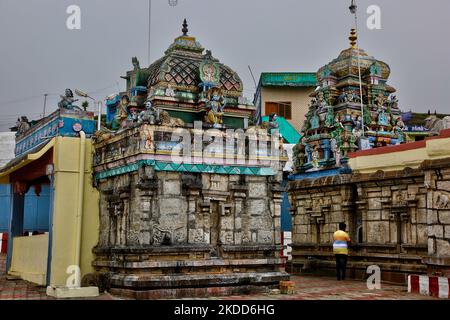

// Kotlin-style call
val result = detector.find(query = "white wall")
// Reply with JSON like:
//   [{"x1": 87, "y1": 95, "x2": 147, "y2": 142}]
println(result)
[{"x1": 0, "y1": 132, "x2": 15, "y2": 168}]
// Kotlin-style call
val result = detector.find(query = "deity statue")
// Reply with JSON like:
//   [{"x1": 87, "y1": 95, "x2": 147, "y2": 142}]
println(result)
[
  {"x1": 268, "y1": 113, "x2": 279, "y2": 131},
  {"x1": 311, "y1": 146, "x2": 320, "y2": 169},
  {"x1": 58, "y1": 89, "x2": 80, "y2": 110},
  {"x1": 15, "y1": 116, "x2": 30, "y2": 135},
  {"x1": 132, "y1": 56, "x2": 140, "y2": 70},
  {"x1": 337, "y1": 92, "x2": 347, "y2": 104},
  {"x1": 352, "y1": 92, "x2": 362, "y2": 103},
  {"x1": 324, "y1": 106, "x2": 335, "y2": 128},
  {"x1": 363, "y1": 105, "x2": 372, "y2": 127},
  {"x1": 387, "y1": 95, "x2": 399, "y2": 109},
  {"x1": 127, "y1": 105, "x2": 140, "y2": 124},
  {"x1": 317, "y1": 91, "x2": 327, "y2": 108},
  {"x1": 309, "y1": 108, "x2": 320, "y2": 130},
  {"x1": 116, "y1": 95, "x2": 131, "y2": 128},
  {"x1": 293, "y1": 141, "x2": 306, "y2": 169},
  {"x1": 138, "y1": 101, "x2": 161, "y2": 125},
  {"x1": 378, "y1": 109, "x2": 389, "y2": 126},
  {"x1": 392, "y1": 117, "x2": 406, "y2": 144},
  {"x1": 305, "y1": 144, "x2": 312, "y2": 163},
  {"x1": 374, "y1": 92, "x2": 386, "y2": 107},
  {"x1": 165, "y1": 85, "x2": 176, "y2": 97},
  {"x1": 330, "y1": 138, "x2": 341, "y2": 167},
  {"x1": 346, "y1": 91, "x2": 354, "y2": 103},
  {"x1": 352, "y1": 116, "x2": 364, "y2": 139},
  {"x1": 204, "y1": 87, "x2": 225, "y2": 127}
]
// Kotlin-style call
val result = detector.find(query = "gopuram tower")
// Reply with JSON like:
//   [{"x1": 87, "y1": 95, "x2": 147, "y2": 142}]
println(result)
[{"x1": 292, "y1": 29, "x2": 406, "y2": 175}]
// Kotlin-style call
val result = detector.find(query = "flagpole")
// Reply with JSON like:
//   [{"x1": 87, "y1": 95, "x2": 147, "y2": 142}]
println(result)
[
  {"x1": 350, "y1": 0, "x2": 365, "y2": 137},
  {"x1": 148, "y1": 0, "x2": 152, "y2": 66}
]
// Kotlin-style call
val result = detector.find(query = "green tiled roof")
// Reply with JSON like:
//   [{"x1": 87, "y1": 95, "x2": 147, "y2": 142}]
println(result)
[{"x1": 260, "y1": 72, "x2": 317, "y2": 87}]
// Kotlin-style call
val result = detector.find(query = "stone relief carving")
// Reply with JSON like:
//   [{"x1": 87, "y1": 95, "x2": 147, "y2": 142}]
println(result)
[
  {"x1": 149, "y1": 222, "x2": 184, "y2": 245},
  {"x1": 435, "y1": 191, "x2": 450, "y2": 209},
  {"x1": 140, "y1": 125, "x2": 155, "y2": 151}
]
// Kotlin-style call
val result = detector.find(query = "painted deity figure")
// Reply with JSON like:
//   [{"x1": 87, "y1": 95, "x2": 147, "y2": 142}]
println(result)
[
  {"x1": 325, "y1": 106, "x2": 335, "y2": 128},
  {"x1": 363, "y1": 105, "x2": 372, "y2": 128},
  {"x1": 352, "y1": 116, "x2": 364, "y2": 139},
  {"x1": 116, "y1": 95, "x2": 131, "y2": 128},
  {"x1": 378, "y1": 109, "x2": 389, "y2": 126},
  {"x1": 309, "y1": 108, "x2": 320, "y2": 130},
  {"x1": 128, "y1": 105, "x2": 140, "y2": 124},
  {"x1": 58, "y1": 89, "x2": 80, "y2": 110},
  {"x1": 317, "y1": 91, "x2": 329, "y2": 113},
  {"x1": 393, "y1": 117, "x2": 406, "y2": 144},
  {"x1": 205, "y1": 87, "x2": 225, "y2": 126},
  {"x1": 374, "y1": 92, "x2": 386, "y2": 107},
  {"x1": 165, "y1": 85, "x2": 176, "y2": 97},
  {"x1": 268, "y1": 113, "x2": 279, "y2": 130},
  {"x1": 293, "y1": 141, "x2": 306, "y2": 169},
  {"x1": 305, "y1": 144, "x2": 312, "y2": 163},
  {"x1": 16, "y1": 116, "x2": 30, "y2": 135},
  {"x1": 346, "y1": 91, "x2": 354, "y2": 103},
  {"x1": 330, "y1": 138, "x2": 341, "y2": 167},
  {"x1": 138, "y1": 101, "x2": 160, "y2": 125},
  {"x1": 311, "y1": 146, "x2": 320, "y2": 169},
  {"x1": 388, "y1": 95, "x2": 399, "y2": 109}
]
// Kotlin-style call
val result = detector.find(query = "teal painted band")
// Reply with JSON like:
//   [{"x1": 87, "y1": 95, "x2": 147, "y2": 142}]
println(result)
[{"x1": 95, "y1": 160, "x2": 276, "y2": 180}]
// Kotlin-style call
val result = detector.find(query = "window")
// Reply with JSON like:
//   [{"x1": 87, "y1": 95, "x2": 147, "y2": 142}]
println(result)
[{"x1": 265, "y1": 102, "x2": 292, "y2": 119}]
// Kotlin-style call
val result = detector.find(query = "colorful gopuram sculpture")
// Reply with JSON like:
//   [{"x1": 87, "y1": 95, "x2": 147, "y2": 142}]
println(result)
[
  {"x1": 288, "y1": 29, "x2": 450, "y2": 283},
  {"x1": 293, "y1": 29, "x2": 406, "y2": 173},
  {"x1": 103, "y1": 19, "x2": 252, "y2": 133},
  {"x1": 89, "y1": 20, "x2": 288, "y2": 298}
]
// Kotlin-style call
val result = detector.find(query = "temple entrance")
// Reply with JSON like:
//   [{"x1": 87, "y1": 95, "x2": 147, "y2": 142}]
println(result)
[{"x1": 209, "y1": 200, "x2": 221, "y2": 257}]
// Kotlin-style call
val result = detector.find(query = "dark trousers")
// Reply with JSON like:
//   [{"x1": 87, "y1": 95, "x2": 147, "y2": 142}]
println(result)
[{"x1": 335, "y1": 254, "x2": 348, "y2": 280}]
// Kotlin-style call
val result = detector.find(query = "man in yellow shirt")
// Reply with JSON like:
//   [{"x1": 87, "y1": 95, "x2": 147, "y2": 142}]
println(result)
[{"x1": 333, "y1": 222, "x2": 351, "y2": 281}]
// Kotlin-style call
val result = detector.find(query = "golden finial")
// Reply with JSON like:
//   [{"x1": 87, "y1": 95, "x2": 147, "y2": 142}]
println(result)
[{"x1": 349, "y1": 28, "x2": 357, "y2": 49}]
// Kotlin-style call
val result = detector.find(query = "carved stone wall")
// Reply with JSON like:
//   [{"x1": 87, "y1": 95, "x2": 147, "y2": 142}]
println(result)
[
  {"x1": 288, "y1": 162, "x2": 450, "y2": 283},
  {"x1": 422, "y1": 158, "x2": 450, "y2": 275},
  {"x1": 92, "y1": 166, "x2": 288, "y2": 297},
  {"x1": 97, "y1": 170, "x2": 280, "y2": 249}
]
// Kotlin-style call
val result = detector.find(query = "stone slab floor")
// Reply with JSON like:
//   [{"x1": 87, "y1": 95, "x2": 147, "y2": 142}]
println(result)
[{"x1": 0, "y1": 255, "x2": 445, "y2": 300}]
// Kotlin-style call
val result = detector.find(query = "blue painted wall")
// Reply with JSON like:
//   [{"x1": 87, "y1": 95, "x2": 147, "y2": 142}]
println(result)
[
  {"x1": 280, "y1": 179, "x2": 292, "y2": 232},
  {"x1": 0, "y1": 185, "x2": 11, "y2": 233},
  {"x1": 0, "y1": 184, "x2": 50, "y2": 233}
]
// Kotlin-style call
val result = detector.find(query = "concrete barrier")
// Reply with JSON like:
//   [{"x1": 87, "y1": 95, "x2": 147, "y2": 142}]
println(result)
[{"x1": 408, "y1": 274, "x2": 450, "y2": 299}]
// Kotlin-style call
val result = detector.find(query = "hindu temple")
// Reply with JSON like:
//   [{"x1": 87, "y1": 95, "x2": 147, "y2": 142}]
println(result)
[
  {"x1": 288, "y1": 29, "x2": 450, "y2": 283},
  {"x1": 89, "y1": 20, "x2": 289, "y2": 298}
]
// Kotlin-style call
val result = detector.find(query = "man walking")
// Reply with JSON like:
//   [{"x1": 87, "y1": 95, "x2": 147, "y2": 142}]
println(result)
[{"x1": 333, "y1": 222, "x2": 351, "y2": 281}]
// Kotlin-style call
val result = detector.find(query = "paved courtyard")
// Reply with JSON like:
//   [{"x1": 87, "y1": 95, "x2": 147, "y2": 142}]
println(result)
[{"x1": 0, "y1": 254, "x2": 444, "y2": 300}]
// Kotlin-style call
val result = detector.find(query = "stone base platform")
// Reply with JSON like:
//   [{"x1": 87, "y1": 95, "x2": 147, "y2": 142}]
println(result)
[
  {"x1": 89, "y1": 244, "x2": 289, "y2": 299},
  {"x1": 109, "y1": 272, "x2": 287, "y2": 299}
]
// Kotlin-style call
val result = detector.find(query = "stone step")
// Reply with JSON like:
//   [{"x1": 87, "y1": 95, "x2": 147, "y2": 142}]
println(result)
[{"x1": 110, "y1": 271, "x2": 290, "y2": 289}]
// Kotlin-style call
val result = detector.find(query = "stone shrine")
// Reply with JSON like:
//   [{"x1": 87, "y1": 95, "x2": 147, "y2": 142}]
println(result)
[{"x1": 87, "y1": 21, "x2": 289, "y2": 298}]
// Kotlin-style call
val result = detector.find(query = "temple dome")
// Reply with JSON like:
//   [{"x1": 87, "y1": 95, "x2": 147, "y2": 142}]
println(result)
[
  {"x1": 144, "y1": 20, "x2": 243, "y2": 97},
  {"x1": 317, "y1": 29, "x2": 391, "y2": 85}
]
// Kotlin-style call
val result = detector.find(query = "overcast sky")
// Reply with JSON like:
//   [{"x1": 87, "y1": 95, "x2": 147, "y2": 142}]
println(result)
[{"x1": 0, "y1": 0, "x2": 449, "y2": 131}]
